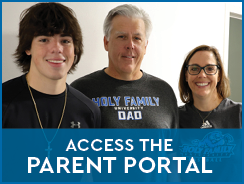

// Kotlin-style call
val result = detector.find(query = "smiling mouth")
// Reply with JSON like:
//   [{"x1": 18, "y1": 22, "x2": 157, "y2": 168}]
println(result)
[
  {"x1": 47, "y1": 60, "x2": 65, "y2": 63},
  {"x1": 196, "y1": 82, "x2": 209, "y2": 86},
  {"x1": 123, "y1": 56, "x2": 135, "y2": 59}
]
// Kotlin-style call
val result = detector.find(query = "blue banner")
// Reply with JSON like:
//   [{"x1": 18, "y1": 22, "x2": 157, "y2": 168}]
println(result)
[{"x1": 2, "y1": 129, "x2": 242, "y2": 182}]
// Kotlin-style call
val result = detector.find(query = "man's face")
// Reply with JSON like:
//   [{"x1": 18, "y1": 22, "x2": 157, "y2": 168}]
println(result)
[
  {"x1": 26, "y1": 34, "x2": 75, "y2": 82},
  {"x1": 104, "y1": 15, "x2": 148, "y2": 79}
]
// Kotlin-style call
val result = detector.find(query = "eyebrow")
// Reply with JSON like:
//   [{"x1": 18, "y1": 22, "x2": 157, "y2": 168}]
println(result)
[
  {"x1": 115, "y1": 31, "x2": 143, "y2": 36},
  {"x1": 60, "y1": 34, "x2": 72, "y2": 37},
  {"x1": 36, "y1": 34, "x2": 72, "y2": 37},
  {"x1": 115, "y1": 31, "x2": 125, "y2": 35},
  {"x1": 189, "y1": 64, "x2": 217, "y2": 67},
  {"x1": 190, "y1": 63, "x2": 217, "y2": 65}
]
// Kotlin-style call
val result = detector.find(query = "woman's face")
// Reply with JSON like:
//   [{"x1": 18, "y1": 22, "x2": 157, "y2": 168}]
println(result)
[{"x1": 186, "y1": 51, "x2": 220, "y2": 100}]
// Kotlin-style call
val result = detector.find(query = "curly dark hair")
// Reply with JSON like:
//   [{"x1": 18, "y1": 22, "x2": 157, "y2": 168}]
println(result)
[
  {"x1": 14, "y1": 2, "x2": 83, "y2": 73},
  {"x1": 179, "y1": 45, "x2": 230, "y2": 104}
]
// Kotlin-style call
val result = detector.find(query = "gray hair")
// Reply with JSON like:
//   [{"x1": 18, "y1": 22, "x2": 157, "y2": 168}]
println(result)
[{"x1": 103, "y1": 4, "x2": 152, "y2": 41}]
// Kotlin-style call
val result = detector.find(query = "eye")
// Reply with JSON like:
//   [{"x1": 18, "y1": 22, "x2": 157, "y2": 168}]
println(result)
[
  {"x1": 206, "y1": 66, "x2": 215, "y2": 72},
  {"x1": 39, "y1": 38, "x2": 48, "y2": 42},
  {"x1": 191, "y1": 66, "x2": 199, "y2": 71},
  {"x1": 118, "y1": 35, "x2": 125, "y2": 39},
  {"x1": 134, "y1": 37, "x2": 141, "y2": 41},
  {"x1": 62, "y1": 40, "x2": 71, "y2": 44}
]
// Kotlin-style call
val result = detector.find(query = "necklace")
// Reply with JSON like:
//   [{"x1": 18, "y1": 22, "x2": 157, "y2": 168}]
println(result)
[
  {"x1": 27, "y1": 80, "x2": 67, "y2": 159},
  {"x1": 194, "y1": 107, "x2": 213, "y2": 129}
]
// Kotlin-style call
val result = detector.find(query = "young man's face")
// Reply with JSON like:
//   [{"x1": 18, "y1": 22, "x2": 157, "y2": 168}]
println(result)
[
  {"x1": 104, "y1": 15, "x2": 148, "y2": 79},
  {"x1": 26, "y1": 34, "x2": 75, "y2": 82}
]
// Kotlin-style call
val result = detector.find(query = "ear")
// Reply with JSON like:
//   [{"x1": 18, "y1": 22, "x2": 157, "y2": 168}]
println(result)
[
  {"x1": 144, "y1": 40, "x2": 148, "y2": 55},
  {"x1": 104, "y1": 36, "x2": 109, "y2": 51},
  {"x1": 25, "y1": 50, "x2": 31, "y2": 55},
  {"x1": 73, "y1": 55, "x2": 77, "y2": 64}
]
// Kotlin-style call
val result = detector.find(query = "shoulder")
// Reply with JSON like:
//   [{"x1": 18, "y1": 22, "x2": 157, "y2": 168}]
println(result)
[
  {"x1": 144, "y1": 72, "x2": 174, "y2": 90},
  {"x1": 225, "y1": 98, "x2": 242, "y2": 106},
  {"x1": 178, "y1": 103, "x2": 194, "y2": 115},
  {"x1": 2, "y1": 75, "x2": 26, "y2": 102},
  {"x1": 178, "y1": 103, "x2": 196, "y2": 128},
  {"x1": 68, "y1": 85, "x2": 100, "y2": 113},
  {"x1": 3, "y1": 75, "x2": 24, "y2": 90},
  {"x1": 220, "y1": 98, "x2": 242, "y2": 110},
  {"x1": 178, "y1": 104, "x2": 187, "y2": 111},
  {"x1": 178, "y1": 103, "x2": 194, "y2": 113},
  {"x1": 145, "y1": 72, "x2": 168, "y2": 83},
  {"x1": 71, "y1": 70, "x2": 104, "y2": 87},
  {"x1": 2, "y1": 75, "x2": 27, "y2": 114}
]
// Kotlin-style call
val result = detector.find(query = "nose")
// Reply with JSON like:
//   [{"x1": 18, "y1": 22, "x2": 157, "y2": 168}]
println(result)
[
  {"x1": 125, "y1": 38, "x2": 134, "y2": 50},
  {"x1": 198, "y1": 68, "x2": 207, "y2": 77},
  {"x1": 51, "y1": 40, "x2": 63, "y2": 53}
]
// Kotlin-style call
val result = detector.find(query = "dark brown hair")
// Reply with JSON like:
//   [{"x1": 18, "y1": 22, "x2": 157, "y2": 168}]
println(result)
[
  {"x1": 179, "y1": 45, "x2": 230, "y2": 103},
  {"x1": 14, "y1": 2, "x2": 83, "y2": 73}
]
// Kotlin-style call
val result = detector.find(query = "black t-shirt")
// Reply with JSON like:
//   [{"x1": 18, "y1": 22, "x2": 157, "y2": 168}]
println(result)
[
  {"x1": 179, "y1": 98, "x2": 242, "y2": 128},
  {"x1": 2, "y1": 74, "x2": 101, "y2": 128}
]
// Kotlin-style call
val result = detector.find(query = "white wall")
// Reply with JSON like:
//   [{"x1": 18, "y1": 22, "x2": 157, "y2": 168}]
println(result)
[{"x1": 2, "y1": 2, "x2": 242, "y2": 106}]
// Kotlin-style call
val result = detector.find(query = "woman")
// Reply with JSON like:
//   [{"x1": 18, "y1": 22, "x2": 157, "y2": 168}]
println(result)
[{"x1": 178, "y1": 45, "x2": 242, "y2": 128}]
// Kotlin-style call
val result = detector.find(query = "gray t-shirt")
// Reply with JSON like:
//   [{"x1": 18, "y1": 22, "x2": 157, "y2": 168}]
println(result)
[
  {"x1": 179, "y1": 98, "x2": 242, "y2": 128},
  {"x1": 71, "y1": 69, "x2": 179, "y2": 128}
]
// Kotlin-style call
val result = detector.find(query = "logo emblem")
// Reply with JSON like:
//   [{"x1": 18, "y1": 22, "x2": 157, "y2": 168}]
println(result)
[
  {"x1": 70, "y1": 121, "x2": 81, "y2": 128},
  {"x1": 180, "y1": 131, "x2": 235, "y2": 162},
  {"x1": 200, "y1": 120, "x2": 212, "y2": 129}
]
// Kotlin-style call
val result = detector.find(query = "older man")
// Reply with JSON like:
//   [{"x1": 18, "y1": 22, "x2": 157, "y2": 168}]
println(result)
[{"x1": 71, "y1": 4, "x2": 178, "y2": 128}]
